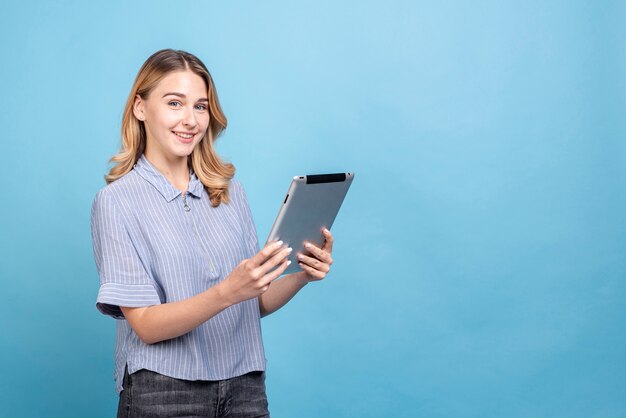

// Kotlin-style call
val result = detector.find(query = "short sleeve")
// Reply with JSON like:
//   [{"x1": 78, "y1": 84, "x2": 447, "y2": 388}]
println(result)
[
  {"x1": 91, "y1": 189, "x2": 162, "y2": 319},
  {"x1": 231, "y1": 181, "x2": 260, "y2": 259}
]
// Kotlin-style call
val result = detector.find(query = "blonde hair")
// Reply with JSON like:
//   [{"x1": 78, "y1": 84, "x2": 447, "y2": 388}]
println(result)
[{"x1": 106, "y1": 49, "x2": 234, "y2": 206}]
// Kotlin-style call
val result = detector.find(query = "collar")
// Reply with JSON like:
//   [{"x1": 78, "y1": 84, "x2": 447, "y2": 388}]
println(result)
[{"x1": 133, "y1": 154, "x2": 204, "y2": 202}]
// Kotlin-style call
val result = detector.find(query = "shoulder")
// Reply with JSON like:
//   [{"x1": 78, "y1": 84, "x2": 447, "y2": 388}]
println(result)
[
  {"x1": 226, "y1": 178, "x2": 255, "y2": 216},
  {"x1": 92, "y1": 171, "x2": 143, "y2": 213},
  {"x1": 228, "y1": 178, "x2": 251, "y2": 204},
  {"x1": 102, "y1": 170, "x2": 145, "y2": 196},
  {"x1": 228, "y1": 178, "x2": 243, "y2": 195}
]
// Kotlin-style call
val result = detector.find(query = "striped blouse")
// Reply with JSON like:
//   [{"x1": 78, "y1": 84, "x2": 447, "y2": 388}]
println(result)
[{"x1": 90, "y1": 154, "x2": 265, "y2": 394}]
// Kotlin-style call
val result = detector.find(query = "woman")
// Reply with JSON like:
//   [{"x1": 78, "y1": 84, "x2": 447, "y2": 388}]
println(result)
[{"x1": 91, "y1": 49, "x2": 334, "y2": 418}]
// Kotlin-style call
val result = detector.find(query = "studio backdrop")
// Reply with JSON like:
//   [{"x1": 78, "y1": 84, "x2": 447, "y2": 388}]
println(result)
[{"x1": 0, "y1": 1, "x2": 624, "y2": 417}]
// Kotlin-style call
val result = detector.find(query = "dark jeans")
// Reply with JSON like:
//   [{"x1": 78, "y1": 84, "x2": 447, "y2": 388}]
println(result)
[{"x1": 117, "y1": 367, "x2": 269, "y2": 418}]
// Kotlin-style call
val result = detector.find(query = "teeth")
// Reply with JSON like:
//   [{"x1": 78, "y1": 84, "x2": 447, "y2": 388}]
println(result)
[{"x1": 174, "y1": 132, "x2": 193, "y2": 139}]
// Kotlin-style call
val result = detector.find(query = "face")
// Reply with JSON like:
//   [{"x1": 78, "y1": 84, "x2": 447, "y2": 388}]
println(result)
[{"x1": 133, "y1": 70, "x2": 210, "y2": 163}]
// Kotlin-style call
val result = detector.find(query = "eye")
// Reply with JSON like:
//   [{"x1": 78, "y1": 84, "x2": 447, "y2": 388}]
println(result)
[
  {"x1": 195, "y1": 103, "x2": 207, "y2": 111},
  {"x1": 168, "y1": 100, "x2": 182, "y2": 108}
]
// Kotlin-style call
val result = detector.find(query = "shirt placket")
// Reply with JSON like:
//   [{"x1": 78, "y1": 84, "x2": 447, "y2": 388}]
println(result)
[{"x1": 181, "y1": 192, "x2": 215, "y2": 275}]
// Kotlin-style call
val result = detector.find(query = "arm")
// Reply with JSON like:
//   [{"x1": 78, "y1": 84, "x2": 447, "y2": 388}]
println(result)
[
  {"x1": 259, "y1": 228, "x2": 335, "y2": 317},
  {"x1": 122, "y1": 241, "x2": 292, "y2": 344},
  {"x1": 258, "y1": 273, "x2": 309, "y2": 317},
  {"x1": 121, "y1": 285, "x2": 229, "y2": 345}
]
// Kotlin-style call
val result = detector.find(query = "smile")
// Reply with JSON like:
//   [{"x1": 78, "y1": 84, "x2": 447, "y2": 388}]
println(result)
[
  {"x1": 173, "y1": 131, "x2": 195, "y2": 139},
  {"x1": 172, "y1": 131, "x2": 197, "y2": 144}
]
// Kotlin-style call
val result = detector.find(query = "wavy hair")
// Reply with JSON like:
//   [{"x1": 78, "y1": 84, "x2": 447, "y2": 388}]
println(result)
[{"x1": 106, "y1": 49, "x2": 234, "y2": 206}]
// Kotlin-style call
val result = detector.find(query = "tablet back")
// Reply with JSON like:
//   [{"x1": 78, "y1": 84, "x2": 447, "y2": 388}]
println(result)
[{"x1": 266, "y1": 173, "x2": 354, "y2": 274}]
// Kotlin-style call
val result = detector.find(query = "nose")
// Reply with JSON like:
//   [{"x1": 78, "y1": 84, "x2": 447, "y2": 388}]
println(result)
[{"x1": 182, "y1": 108, "x2": 197, "y2": 128}]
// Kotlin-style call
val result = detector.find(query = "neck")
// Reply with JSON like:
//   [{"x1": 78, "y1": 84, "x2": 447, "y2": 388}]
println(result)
[{"x1": 144, "y1": 150, "x2": 190, "y2": 193}]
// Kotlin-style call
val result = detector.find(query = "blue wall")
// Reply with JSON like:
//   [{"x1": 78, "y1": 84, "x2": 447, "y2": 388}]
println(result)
[{"x1": 1, "y1": 1, "x2": 625, "y2": 417}]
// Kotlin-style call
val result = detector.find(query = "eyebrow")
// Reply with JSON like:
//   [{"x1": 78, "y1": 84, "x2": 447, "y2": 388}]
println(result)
[{"x1": 162, "y1": 92, "x2": 208, "y2": 102}]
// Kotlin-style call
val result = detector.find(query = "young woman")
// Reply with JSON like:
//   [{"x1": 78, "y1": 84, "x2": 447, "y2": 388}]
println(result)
[{"x1": 91, "y1": 49, "x2": 335, "y2": 418}]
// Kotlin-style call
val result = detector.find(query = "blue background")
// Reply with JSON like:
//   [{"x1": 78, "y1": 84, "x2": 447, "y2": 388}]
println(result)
[{"x1": 1, "y1": 1, "x2": 625, "y2": 417}]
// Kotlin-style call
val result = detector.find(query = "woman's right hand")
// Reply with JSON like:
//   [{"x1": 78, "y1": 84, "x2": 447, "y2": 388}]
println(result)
[{"x1": 218, "y1": 241, "x2": 292, "y2": 305}]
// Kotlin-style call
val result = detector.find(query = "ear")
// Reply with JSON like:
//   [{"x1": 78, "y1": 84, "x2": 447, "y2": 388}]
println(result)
[{"x1": 133, "y1": 95, "x2": 146, "y2": 121}]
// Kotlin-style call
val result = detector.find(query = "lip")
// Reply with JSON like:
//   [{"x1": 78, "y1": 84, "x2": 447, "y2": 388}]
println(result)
[{"x1": 172, "y1": 131, "x2": 196, "y2": 144}]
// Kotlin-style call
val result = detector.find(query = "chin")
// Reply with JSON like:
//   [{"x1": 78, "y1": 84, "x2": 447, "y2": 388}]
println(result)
[
  {"x1": 175, "y1": 149, "x2": 195, "y2": 158},
  {"x1": 179, "y1": 143, "x2": 202, "y2": 157}
]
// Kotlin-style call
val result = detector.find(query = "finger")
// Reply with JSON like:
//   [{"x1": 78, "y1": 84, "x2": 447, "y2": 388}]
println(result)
[
  {"x1": 321, "y1": 227, "x2": 334, "y2": 253},
  {"x1": 250, "y1": 240, "x2": 285, "y2": 267},
  {"x1": 261, "y1": 258, "x2": 292, "y2": 285},
  {"x1": 258, "y1": 246, "x2": 292, "y2": 276},
  {"x1": 303, "y1": 242, "x2": 333, "y2": 265},
  {"x1": 298, "y1": 262, "x2": 327, "y2": 280},
  {"x1": 297, "y1": 253, "x2": 330, "y2": 273}
]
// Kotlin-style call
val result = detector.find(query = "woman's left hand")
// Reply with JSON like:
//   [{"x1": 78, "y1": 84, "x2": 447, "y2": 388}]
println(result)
[{"x1": 294, "y1": 227, "x2": 334, "y2": 282}]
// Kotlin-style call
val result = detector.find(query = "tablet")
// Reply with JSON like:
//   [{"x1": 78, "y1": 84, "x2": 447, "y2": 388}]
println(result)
[{"x1": 266, "y1": 172, "x2": 354, "y2": 274}]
